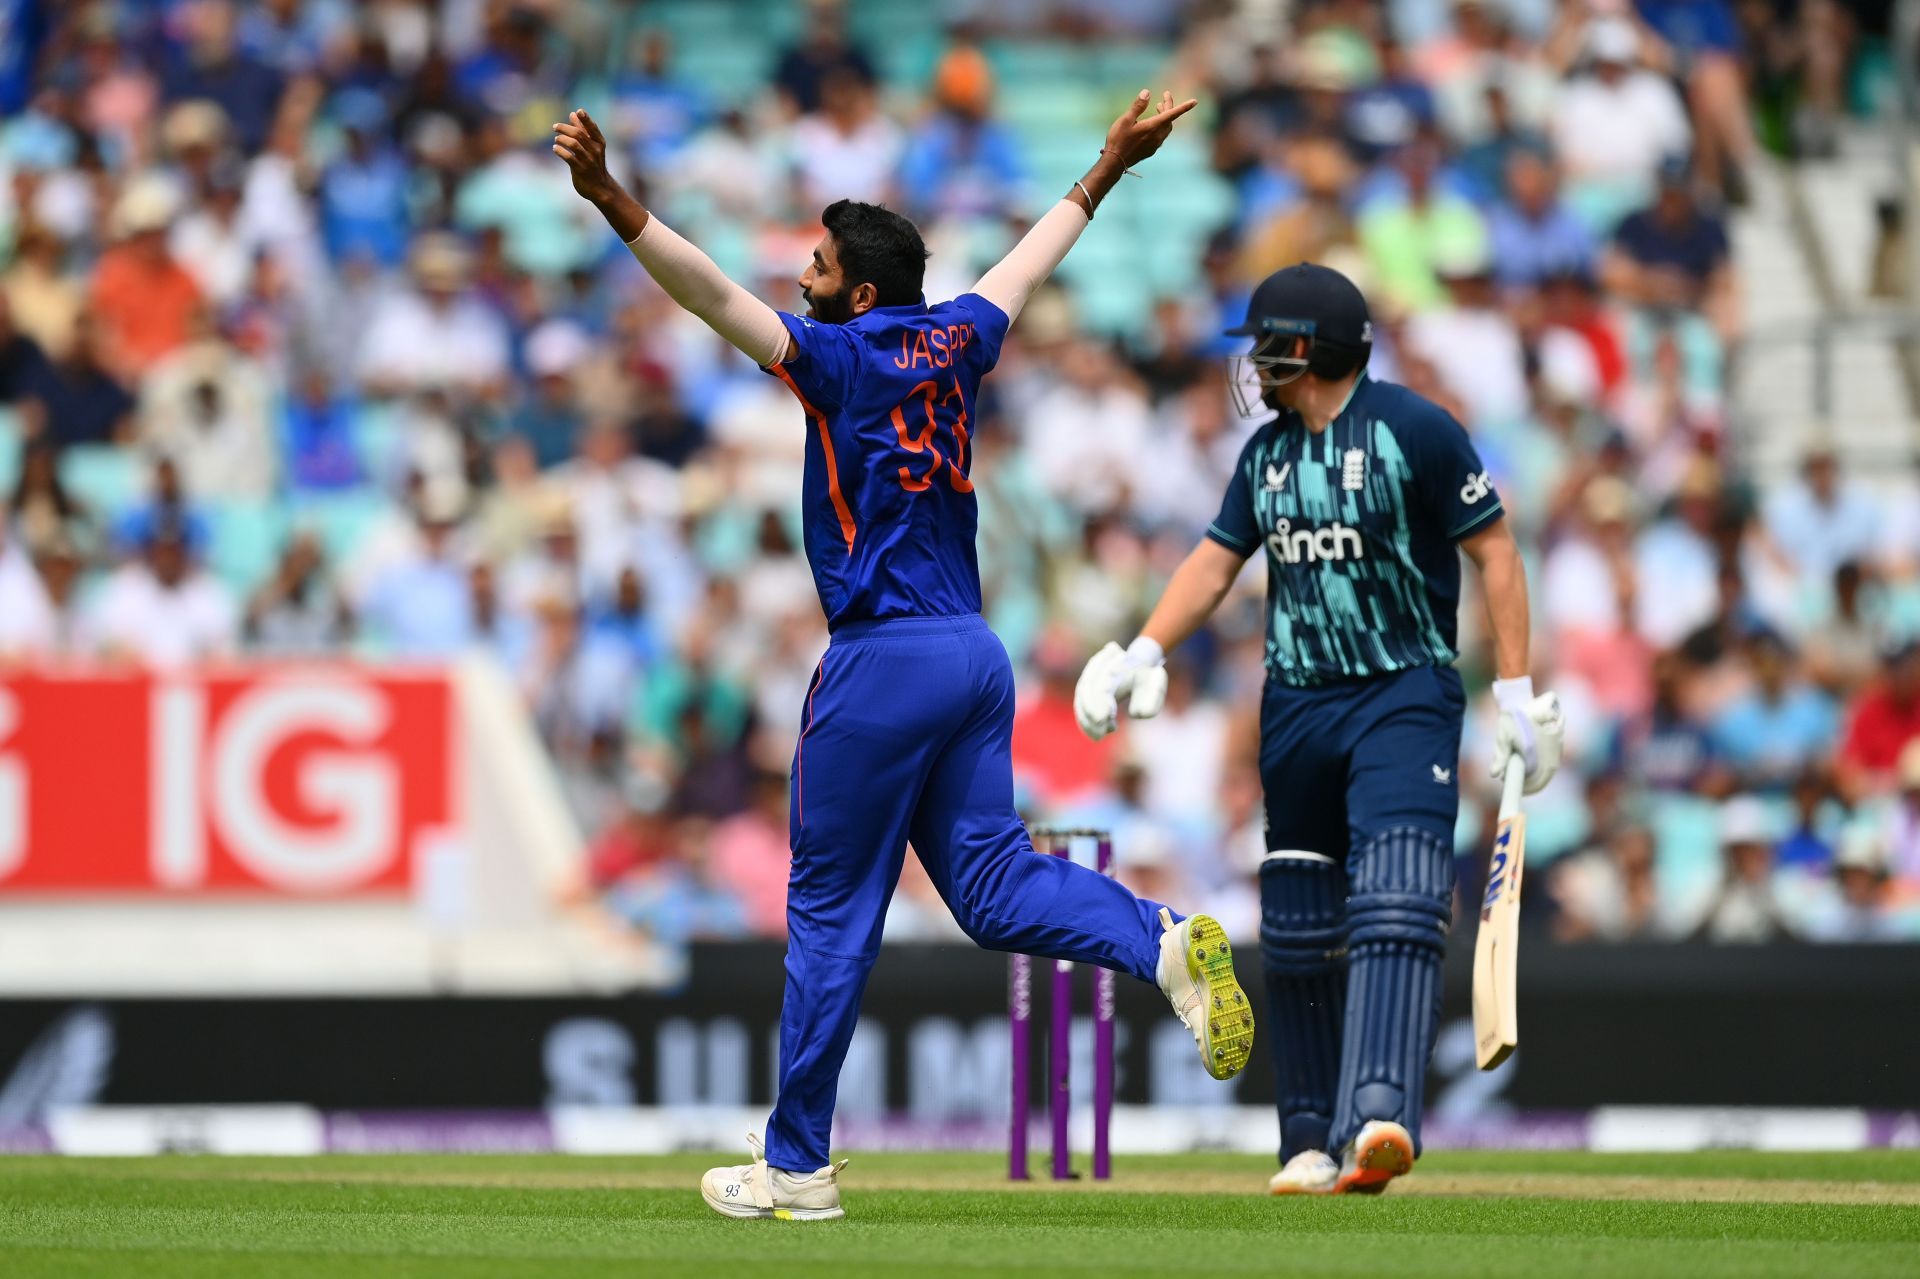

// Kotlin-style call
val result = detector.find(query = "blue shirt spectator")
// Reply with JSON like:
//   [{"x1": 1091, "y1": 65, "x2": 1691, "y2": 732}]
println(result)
[
  {"x1": 1712, "y1": 634, "x2": 1839, "y2": 790},
  {"x1": 1487, "y1": 149, "x2": 1594, "y2": 286},
  {"x1": 320, "y1": 94, "x2": 412, "y2": 268}
]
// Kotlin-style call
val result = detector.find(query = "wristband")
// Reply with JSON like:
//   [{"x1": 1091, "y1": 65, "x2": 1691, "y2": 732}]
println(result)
[
  {"x1": 1125, "y1": 636, "x2": 1165, "y2": 669},
  {"x1": 1492, "y1": 675, "x2": 1534, "y2": 713}
]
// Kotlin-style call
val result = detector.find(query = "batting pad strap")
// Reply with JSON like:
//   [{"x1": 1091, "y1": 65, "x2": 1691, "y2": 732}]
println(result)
[
  {"x1": 1344, "y1": 827, "x2": 1453, "y2": 953},
  {"x1": 1259, "y1": 853, "x2": 1346, "y2": 977}
]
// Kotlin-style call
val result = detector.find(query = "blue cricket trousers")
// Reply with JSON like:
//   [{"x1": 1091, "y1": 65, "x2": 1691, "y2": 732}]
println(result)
[{"x1": 764, "y1": 614, "x2": 1169, "y2": 1172}]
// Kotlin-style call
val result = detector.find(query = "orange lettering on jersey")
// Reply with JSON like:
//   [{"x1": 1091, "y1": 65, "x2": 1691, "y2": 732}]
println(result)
[
  {"x1": 899, "y1": 444, "x2": 944, "y2": 491},
  {"x1": 942, "y1": 378, "x2": 974, "y2": 492},
  {"x1": 893, "y1": 331, "x2": 911, "y2": 368},
  {"x1": 930, "y1": 327, "x2": 950, "y2": 367}
]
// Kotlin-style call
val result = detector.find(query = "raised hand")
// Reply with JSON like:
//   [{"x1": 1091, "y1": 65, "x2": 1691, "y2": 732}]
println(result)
[
  {"x1": 1102, "y1": 89, "x2": 1199, "y2": 170},
  {"x1": 552, "y1": 109, "x2": 619, "y2": 206}
]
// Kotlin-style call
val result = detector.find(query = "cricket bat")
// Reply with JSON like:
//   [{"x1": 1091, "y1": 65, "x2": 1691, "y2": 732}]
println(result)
[{"x1": 1472, "y1": 752, "x2": 1528, "y2": 1071}]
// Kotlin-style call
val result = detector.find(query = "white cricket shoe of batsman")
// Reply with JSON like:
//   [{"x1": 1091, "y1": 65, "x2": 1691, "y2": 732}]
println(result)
[
  {"x1": 700, "y1": 1132, "x2": 848, "y2": 1221},
  {"x1": 1155, "y1": 908, "x2": 1254, "y2": 1080},
  {"x1": 1075, "y1": 637, "x2": 1168, "y2": 739},
  {"x1": 1268, "y1": 1149, "x2": 1339, "y2": 1195}
]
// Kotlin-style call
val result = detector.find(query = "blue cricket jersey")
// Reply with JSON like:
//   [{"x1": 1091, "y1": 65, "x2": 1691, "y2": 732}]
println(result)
[
  {"x1": 765, "y1": 294, "x2": 1010, "y2": 629},
  {"x1": 1206, "y1": 374, "x2": 1504, "y2": 687}
]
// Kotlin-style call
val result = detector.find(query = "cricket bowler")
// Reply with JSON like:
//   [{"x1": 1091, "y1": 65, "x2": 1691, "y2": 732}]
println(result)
[
  {"x1": 1075, "y1": 263, "x2": 1564, "y2": 1194},
  {"x1": 554, "y1": 92, "x2": 1255, "y2": 1221}
]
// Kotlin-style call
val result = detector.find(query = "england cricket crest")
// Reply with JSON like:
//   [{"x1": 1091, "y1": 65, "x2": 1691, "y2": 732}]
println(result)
[{"x1": 1341, "y1": 447, "x2": 1366, "y2": 491}]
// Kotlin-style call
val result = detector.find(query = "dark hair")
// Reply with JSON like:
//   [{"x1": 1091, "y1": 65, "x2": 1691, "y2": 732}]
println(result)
[{"x1": 821, "y1": 199, "x2": 928, "y2": 307}]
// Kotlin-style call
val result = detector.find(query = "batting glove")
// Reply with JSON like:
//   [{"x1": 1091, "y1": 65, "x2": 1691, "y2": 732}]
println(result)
[
  {"x1": 1491, "y1": 676, "x2": 1564, "y2": 795},
  {"x1": 1073, "y1": 637, "x2": 1168, "y2": 740}
]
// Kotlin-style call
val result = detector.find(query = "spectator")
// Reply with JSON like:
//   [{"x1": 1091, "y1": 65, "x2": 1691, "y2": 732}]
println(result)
[
  {"x1": 1487, "y1": 147, "x2": 1594, "y2": 288},
  {"x1": 90, "y1": 178, "x2": 205, "y2": 379},
  {"x1": 359, "y1": 480, "x2": 475, "y2": 657},
  {"x1": 1552, "y1": 817, "x2": 1669, "y2": 941},
  {"x1": 1885, "y1": 740, "x2": 1920, "y2": 884},
  {"x1": 1549, "y1": 17, "x2": 1690, "y2": 230},
  {"x1": 281, "y1": 368, "x2": 363, "y2": 492},
  {"x1": 898, "y1": 43, "x2": 1026, "y2": 223},
  {"x1": 610, "y1": 31, "x2": 706, "y2": 172},
  {"x1": 1837, "y1": 637, "x2": 1920, "y2": 797},
  {"x1": 788, "y1": 67, "x2": 902, "y2": 209},
  {"x1": 82, "y1": 525, "x2": 238, "y2": 667},
  {"x1": 1685, "y1": 794, "x2": 1798, "y2": 942},
  {"x1": 0, "y1": 294, "x2": 54, "y2": 408},
  {"x1": 1604, "y1": 161, "x2": 1738, "y2": 380},
  {"x1": 3, "y1": 223, "x2": 84, "y2": 360},
  {"x1": 1803, "y1": 826, "x2": 1911, "y2": 941},
  {"x1": 0, "y1": 514, "x2": 56, "y2": 662},
  {"x1": 1776, "y1": 766, "x2": 1841, "y2": 873},
  {"x1": 1358, "y1": 136, "x2": 1489, "y2": 315},
  {"x1": 1711, "y1": 631, "x2": 1838, "y2": 792},
  {"x1": 1616, "y1": 650, "x2": 1727, "y2": 794},
  {"x1": 356, "y1": 233, "x2": 510, "y2": 399},
  {"x1": 318, "y1": 89, "x2": 413, "y2": 270},
  {"x1": 244, "y1": 532, "x2": 352, "y2": 655},
  {"x1": 706, "y1": 769, "x2": 793, "y2": 936},
  {"x1": 16, "y1": 313, "x2": 135, "y2": 449},
  {"x1": 160, "y1": 0, "x2": 285, "y2": 153},
  {"x1": 114, "y1": 455, "x2": 210, "y2": 560},
  {"x1": 1763, "y1": 445, "x2": 1880, "y2": 594},
  {"x1": 773, "y1": 0, "x2": 875, "y2": 116},
  {"x1": 7, "y1": 440, "x2": 93, "y2": 561}
]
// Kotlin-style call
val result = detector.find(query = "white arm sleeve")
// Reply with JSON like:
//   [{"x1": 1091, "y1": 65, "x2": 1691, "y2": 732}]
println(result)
[
  {"x1": 970, "y1": 199, "x2": 1091, "y2": 322},
  {"x1": 626, "y1": 217, "x2": 792, "y2": 368}
]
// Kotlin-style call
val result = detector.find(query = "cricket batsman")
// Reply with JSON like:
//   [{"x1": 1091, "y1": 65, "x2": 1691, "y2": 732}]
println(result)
[
  {"x1": 554, "y1": 92, "x2": 1256, "y2": 1222},
  {"x1": 1074, "y1": 264, "x2": 1564, "y2": 1194}
]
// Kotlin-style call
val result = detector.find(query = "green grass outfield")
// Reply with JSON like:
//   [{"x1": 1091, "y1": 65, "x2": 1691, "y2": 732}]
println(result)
[{"x1": 4, "y1": 1150, "x2": 1919, "y2": 1278}]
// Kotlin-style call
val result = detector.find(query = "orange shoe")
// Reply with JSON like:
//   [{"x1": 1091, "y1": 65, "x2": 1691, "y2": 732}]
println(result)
[{"x1": 1332, "y1": 1120, "x2": 1414, "y2": 1195}]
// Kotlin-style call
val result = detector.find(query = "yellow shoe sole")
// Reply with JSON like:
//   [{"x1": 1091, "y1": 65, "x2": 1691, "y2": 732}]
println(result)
[{"x1": 1184, "y1": 914, "x2": 1254, "y2": 1080}]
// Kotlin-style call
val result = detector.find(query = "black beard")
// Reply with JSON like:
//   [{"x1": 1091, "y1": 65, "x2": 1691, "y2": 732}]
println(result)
[{"x1": 805, "y1": 285, "x2": 854, "y2": 325}]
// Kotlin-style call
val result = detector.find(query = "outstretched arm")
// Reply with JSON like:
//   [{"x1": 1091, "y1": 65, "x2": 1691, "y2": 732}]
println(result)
[
  {"x1": 972, "y1": 89, "x2": 1197, "y2": 321},
  {"x1": 553, "y1": 109, "x2": 796, "y2": 367}
]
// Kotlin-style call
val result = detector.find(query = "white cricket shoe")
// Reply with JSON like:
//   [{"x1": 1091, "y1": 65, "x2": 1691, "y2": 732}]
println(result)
[
  {"x1": 1268, "y1": 1149, "x2": 1339, "y2": 1196},
  {"x1": 699, "y1": 1133, "x2": 848, "y2": 1221},
  {"x1": 1333, "y1": 1119, "x2": 1414, "y2": 1195},
  {"x1": 1155, "y1": 909, "x2": 1254, "y2": 1080}
]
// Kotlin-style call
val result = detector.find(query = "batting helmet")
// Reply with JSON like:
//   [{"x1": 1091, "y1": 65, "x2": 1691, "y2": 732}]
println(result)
[{"x1": 1225, "y1": 263, "x2": 1372, "y2": 415}]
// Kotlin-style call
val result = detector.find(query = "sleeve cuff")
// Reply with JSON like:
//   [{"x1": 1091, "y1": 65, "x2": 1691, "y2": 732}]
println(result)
[
  {"x1": 1449, "y1": 501, "x2": 1505, "y2": 540},
  {"x1": 1206, "y1": 523, "x2": 1253, "y2": 553}
]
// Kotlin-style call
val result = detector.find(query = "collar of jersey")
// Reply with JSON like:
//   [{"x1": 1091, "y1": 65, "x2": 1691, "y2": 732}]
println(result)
[
  {"x1": 860, "y1": 297, "x2": 931, "y2": 319},
  {"x1": 1277, "y1": 371, "x2": 1369, "y2": 433}
]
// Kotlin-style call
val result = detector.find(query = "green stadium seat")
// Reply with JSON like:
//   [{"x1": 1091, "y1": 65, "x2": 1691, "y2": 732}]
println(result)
[
  {"x1": 0, "y1": 411, "x2": 20, "y2": 497},
  {"x1": 60, "y1": 445, "x2": 145, "y2": 520},
  {"x1": 293, "y1": 489, "x2": 398, "y2": 565},
  {"x1": 206, "y1": 500, "x2": 291, "y2": 595}
]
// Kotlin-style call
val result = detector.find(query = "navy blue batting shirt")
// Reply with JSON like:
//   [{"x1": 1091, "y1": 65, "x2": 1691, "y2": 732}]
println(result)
[{"x1": 1207, "y1": 374, "x2": 1504, "y2": 687}]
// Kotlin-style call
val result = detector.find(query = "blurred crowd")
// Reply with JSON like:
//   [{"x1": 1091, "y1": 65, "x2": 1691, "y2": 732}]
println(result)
[{"x1": 0, "y1": 0, "x2": 1915, "y2": 944}]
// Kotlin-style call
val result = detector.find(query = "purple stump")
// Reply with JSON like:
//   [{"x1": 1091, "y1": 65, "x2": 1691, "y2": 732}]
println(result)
[
  {"x1": 1009, "y1": 950, "x2": 1031, "y2": 1180},
  {"x1": 1048, "y1": 836, "x2": 1073, "y2": 1180},
  {"x1": 1093, "y1": 835, "x2": 1115, "y2": 1180}
]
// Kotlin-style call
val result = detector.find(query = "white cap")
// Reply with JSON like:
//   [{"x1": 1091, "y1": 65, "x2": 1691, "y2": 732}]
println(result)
[
  {"x1": 1585, "y1": 18, "x2": 1638, "y2": 65},
  {"x1": 112, "y1": 175, "x2": 179, "y2": 237},
  {"x1": 1834, "y1": 824, "x2": 1887, "y2": 874},
  {"x1": 525, "y1": 320, "x2": 592, "y2": 379},
  {"x1": 1719, "y1": 795, "x2": 1774, "y2": 847}
]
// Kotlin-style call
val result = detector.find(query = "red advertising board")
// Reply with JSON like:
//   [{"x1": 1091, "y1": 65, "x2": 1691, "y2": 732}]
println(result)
[{"x1": 0, "y1": 667, "x2": 453, "y2": 894}]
